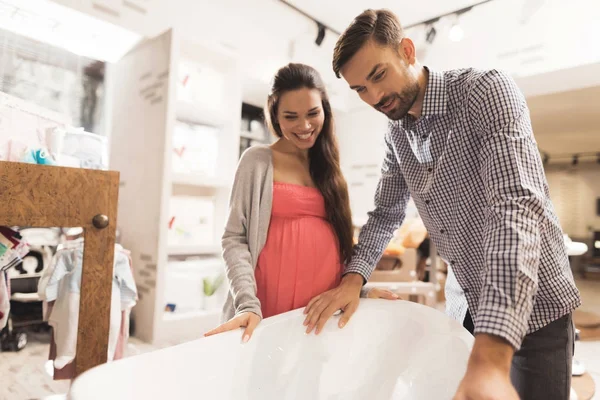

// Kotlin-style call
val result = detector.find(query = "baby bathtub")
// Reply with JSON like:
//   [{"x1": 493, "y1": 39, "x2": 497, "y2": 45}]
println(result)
[{"x1": 68, "y1": 300, "x2": 474, "y2": 400}]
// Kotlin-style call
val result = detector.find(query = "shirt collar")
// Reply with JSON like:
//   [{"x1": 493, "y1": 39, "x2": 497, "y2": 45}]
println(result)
[{"x1": 420, "y1": 66, "x2": 448, "y2": 117}]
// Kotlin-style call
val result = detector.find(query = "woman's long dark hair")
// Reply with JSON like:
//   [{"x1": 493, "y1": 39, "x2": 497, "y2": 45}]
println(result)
[{"x1": 264, "y1": 63, "x2": 354, "y2": 265}]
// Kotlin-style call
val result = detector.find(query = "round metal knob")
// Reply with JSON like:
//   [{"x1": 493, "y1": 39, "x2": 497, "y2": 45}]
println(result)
[{"x1": 92, "y1": 214, "x2": 109, "y2": 229}]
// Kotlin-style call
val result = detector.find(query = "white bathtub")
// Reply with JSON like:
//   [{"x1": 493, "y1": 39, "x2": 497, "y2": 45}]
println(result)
[{"x1": 68, "y1": 300, "x2": 474, "y2": 400}]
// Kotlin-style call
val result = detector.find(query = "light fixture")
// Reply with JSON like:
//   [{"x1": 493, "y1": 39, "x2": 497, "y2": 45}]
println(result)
[
  {"x1": 315, "y1": 22, "x2": 325, "y2": 46},
  {"x1": 595, "y1": 240, "x2": 600, "y2": 250},
  {"x1": 0, "y1": 0, "x2": 141, "y2": 62},
  {"x1": 425, "y1": 25, "x2": 437, "y2": 44},
  {"x1": 449, "y1": 22, "x2": 464, "y2": 42}
]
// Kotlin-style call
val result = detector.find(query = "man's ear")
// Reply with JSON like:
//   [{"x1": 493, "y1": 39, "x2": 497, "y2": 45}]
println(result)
[{"x1": 399, "y1": 38, "x2": 417, "y2": 65}]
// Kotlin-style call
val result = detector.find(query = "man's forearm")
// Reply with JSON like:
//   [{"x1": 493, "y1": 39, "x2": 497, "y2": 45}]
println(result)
[{"x1": 470, "y1": 333, "x2": 515, "y2": 374}]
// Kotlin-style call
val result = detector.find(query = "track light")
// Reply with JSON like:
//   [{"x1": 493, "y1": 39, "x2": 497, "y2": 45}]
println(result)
[
  {"x1": 449, "y1": 23, "x2": 464, "y2": 42},
  {"x1": 425, "y1": 25, "x2": 437, "y2": 44},
  {"x1": 315, "y1": 22, "x2": 325, "y2": 46}
]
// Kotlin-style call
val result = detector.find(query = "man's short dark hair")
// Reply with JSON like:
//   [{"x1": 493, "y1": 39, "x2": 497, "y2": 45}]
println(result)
[{"x1": 332, "y1": 9, "x2": 404, "y2": 78}]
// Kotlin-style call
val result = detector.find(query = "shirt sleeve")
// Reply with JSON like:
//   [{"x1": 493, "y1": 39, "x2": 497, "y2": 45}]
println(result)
[
  {"x1": 345, "y1": 122, "x2": 411, "y2": 283},
  {"x1": 472, "y1": 70, "x2": 546, "y2": 350}
]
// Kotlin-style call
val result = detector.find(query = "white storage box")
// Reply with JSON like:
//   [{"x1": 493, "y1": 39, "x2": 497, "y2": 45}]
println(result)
[
  {"x1": 167, "y1": 196, "x2": 215, "y2": 247},
  {"x1": 177, "y1": 60, "x2": 225, "y2": 112},
  {"x1": 171, "y1": 121, "x2": 219, "y2": 178}
]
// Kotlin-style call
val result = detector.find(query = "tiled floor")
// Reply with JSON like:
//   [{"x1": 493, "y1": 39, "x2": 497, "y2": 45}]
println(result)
[
  {"x1": 0, "y1": 331, "x2": 158, "y2": 400},
  {"x1": 1, "y1": 278, "x2": 599, "y2": 400}
]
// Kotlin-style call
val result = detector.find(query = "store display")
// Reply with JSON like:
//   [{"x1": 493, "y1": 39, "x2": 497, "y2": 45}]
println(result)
[
  {"x1": 164, "y1": 258, "x2": 225, "y2": 314},
  {"x1": 52, "y1": 127, "x2": 109, "y2": 170},
  {"x1": 171, "y1": 121, "x2": 219, "y2": 178},
  {"x1": 177, "y1": 60, "x2": 225, "y2": 112},
  {"x1": 167, "y1": 196, "x2": 215, "y2": 248}
]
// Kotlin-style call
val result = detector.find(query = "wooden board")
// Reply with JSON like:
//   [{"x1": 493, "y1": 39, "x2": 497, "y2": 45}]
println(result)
[{"x1": 0, "y1": 161, "x2": 119, "y2": 376}]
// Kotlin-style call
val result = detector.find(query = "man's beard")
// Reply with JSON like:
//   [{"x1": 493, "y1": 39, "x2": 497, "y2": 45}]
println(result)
[{"x1": 375, "y1": 81, "x2": 420, "y2": 121}]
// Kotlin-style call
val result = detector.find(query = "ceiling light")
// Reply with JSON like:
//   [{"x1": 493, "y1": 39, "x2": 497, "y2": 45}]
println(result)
[
  {"x1": 315, "y1": 22, "x2": 325, "y2": 46},
  {"x1": 449, "y1": 23, "x2": 464, "y2": 42},
  {"x1": 426, "y1": 25, "x2": 437, "y2": 44},
  {"x1": 0, "y1": 0, "x2": 141, "y2": 62}
]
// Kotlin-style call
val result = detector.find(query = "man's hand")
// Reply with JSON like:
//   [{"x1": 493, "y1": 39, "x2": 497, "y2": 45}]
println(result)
[
  {"x1": 453, "y1": 334, "x2": 519, "y2": 400},
  {"x1": 303, "y1": 273, "x2": 364, "y2": 334},
  {"x1": 366, "y1": 287, "x2": 401, "y2": 300}
]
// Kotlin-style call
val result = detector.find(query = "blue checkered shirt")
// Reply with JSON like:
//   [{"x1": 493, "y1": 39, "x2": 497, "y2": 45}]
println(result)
[{"x1": 347, "y1": 67, "x2": 581, "y2": 349}]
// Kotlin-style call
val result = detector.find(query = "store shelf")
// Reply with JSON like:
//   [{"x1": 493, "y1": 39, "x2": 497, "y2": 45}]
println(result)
[
  {"x1": 167, "y1": 245, "x2": 221, "y2": 256},
  {"x1": 158, "y1": 308, "x2": 222, "y2": 343},
  {"x1": 163, "y1": 309, "x2": 220, "y2": 321},
  {"x1": 176, "y1": 101, "x2": 226, "y2": 127},
  {"x1": 172, "y1": 173, "x2": 230, "y2": 189}
]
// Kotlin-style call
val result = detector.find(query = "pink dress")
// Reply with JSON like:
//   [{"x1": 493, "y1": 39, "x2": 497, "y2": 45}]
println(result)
[{"x1": 255, "y1": 182, "x2": 342, "y2": 318}]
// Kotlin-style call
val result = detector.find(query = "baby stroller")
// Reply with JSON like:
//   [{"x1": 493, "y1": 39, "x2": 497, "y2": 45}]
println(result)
[{"x1": 0, "y1": 227, "x2": 61, "y2": 352}]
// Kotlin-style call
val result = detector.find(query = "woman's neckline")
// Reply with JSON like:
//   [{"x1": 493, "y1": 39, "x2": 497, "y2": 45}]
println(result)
[{"x1": 273, "y1": 181, "x2": 319, "y2": 190}]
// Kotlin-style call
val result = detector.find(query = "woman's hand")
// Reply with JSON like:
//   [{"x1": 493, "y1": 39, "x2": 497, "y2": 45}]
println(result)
[
  {"x1": 366, "y1": 287, "x2": 401, "y2": 300},
  {"x1": 204, "y1": 312, "x2": 261, "y2": 343}
]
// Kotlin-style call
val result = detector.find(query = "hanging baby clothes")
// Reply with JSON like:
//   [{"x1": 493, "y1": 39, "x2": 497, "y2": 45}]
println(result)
[
  {"x1": 0, "y1": 226, "x2": 29, "y2": 329},
  {"x1": 0, "y1": 271, "x2": 9, "y2": 329},
  {"x1": 38, "y1": 238, "x2": 137, "y2": 380}
]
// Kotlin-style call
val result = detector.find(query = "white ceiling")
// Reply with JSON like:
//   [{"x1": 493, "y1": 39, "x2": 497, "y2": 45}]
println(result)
[
  {"x1": 528, "y1": 86, "x2": 600, "y2": 156},
  {"x1": 46, "y1": 0, "x2": 600, "y2": 117},
  {"x1": 284, "y1": 0, "x2": 485, "y2": 34}
]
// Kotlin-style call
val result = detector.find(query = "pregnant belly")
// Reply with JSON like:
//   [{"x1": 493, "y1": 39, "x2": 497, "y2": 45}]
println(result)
[{"x1": 256, "y1": 217, "x2": 342, "y2": 317}]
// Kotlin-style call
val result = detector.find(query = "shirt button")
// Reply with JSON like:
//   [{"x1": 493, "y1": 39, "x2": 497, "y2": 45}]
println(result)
[
  {"x1": 427, "y1": 167, "x2": 433, "y2": 173},
  {"x1": 440, "y1": 229, "x2": 446, "y2": 234},
  {"x1": 422, "y1": 135, "x2": 427, "y2": 140},
  {"x1": 425, "y1": 200, "x2": 431, "y2": 205},
  {"x1": 451, "y1": 260, "x2": 456, "y2": 266}
]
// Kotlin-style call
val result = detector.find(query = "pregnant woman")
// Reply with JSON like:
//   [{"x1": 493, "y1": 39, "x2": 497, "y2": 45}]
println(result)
[{"x1": 205, "y1": 63, "x2": 397, "y2": 342}]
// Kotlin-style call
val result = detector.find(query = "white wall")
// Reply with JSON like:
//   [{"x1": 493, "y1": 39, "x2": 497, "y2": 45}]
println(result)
[
  {"x1": 545, "y1": 164, "x2": 600, "y2": 238},
  {"x1": 335, "y1": 107, "x2": 388, "y2": 225},
  {"x1": 334, "y1": 104, "x2": 600, "y2": 239}
]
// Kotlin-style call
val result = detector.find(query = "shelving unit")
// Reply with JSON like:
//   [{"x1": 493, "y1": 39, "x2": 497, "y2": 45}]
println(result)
[
  {"x1": 166, "y1": 245, "x2": 221, "y2": 257},
  {"x1": 171, "y1": 173, "x2": 231, "y2": 189},
  {"x1": 239, "y1": 102, "x2": 272, "y2": 157},
  {"x1": 109, "y1": 29, "x2": 241, "y2": 345}
]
